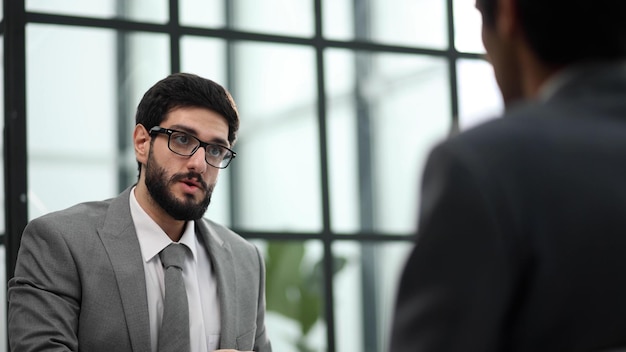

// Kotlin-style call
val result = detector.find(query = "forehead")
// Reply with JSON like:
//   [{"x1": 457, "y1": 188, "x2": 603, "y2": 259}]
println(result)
[{"x1": 162, "y1": 106, "x2": 229, "y2": 143}]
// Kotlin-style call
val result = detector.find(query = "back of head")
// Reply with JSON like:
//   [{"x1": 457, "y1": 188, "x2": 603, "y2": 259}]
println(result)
[
  {"x1": 135, "y1": 73, "x2": 240, "y2": 146},
  {"x1": 477, "y1": 0, "x2": 626, "y2": 66}
]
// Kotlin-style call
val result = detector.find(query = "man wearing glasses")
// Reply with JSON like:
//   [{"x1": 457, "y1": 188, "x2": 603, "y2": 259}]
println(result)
[{"x1": 8, "y1": 73, "x2": 271, "y2": 352}]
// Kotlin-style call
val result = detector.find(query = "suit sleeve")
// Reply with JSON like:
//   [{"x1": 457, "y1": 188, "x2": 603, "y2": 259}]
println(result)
[
  {"x1": 253, "y1": 245, "x2": 273, "y2": 352},
  {"x1": 8, "y1": 218, "x2": 81, "y2": 352},
  {"x1": 389, "y1": 142, "x2": 521, "y2": 352}
]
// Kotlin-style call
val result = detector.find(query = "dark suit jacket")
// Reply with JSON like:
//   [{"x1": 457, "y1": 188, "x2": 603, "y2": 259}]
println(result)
[
  {"x1": 8, "y1": 187, "x2": 272, "y2": 352},
  {"x1": 389, "y1": 62, "x2": 626, "y2": 352}
]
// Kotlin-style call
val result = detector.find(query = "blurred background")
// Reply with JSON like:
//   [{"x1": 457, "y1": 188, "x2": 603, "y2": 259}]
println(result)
[{"x1": 1, "y1": 0, "x2": 502, "y2": 351}]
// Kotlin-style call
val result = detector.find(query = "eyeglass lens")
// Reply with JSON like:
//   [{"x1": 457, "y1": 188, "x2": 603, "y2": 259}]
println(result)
[{"x1": 168, "y1": 131, "x2": 233, "y2": 168}]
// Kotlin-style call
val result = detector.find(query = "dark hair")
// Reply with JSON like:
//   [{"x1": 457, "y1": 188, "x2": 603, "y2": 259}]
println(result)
[
  {"x1": 134, "y1": 73, "x2": 239, "y2": 175},
  {"x1": 476, "y1": 0, "x2": 626, "y2": 65},
  {"x1": 135, "y1": 72, "x2": 239, "y2": 144}
]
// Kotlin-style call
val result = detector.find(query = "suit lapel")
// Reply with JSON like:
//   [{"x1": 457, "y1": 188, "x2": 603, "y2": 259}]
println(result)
[
  {"x1": 98, "y1": 188, "x2": 151, "y2": 352},
  {"x1": 196, "y1": 219, "x2": 239, "y2": 349}
]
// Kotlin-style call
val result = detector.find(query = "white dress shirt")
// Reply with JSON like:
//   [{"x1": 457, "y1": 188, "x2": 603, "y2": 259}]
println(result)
[{"x1": 129, "y1": 187, "x2": 221, "y2": 352}]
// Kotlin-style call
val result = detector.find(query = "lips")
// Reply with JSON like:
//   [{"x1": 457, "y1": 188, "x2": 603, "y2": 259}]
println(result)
[
  {"x1": 171, "y1": 172, "x2": 206, "y2": 193},
  {"x1": 178, "y1": 179, "x2": 205, "y2": 196},
  {"x1": 181, "y1": 178, "x2": 202, "y2": 189}
]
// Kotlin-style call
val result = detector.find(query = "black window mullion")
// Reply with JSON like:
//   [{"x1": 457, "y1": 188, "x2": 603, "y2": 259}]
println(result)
[
  {"x1": 169, "y1": 0, "x2": 180, "y2": 74},
  {"x1": 314, "y1": 1, "x2": 337, "y2": 351},
  {"x1": 4, "y1": 0, "x2": 27, "y2": 284},
  {"x1": 352, "y1": 0, "x2": 380, "y2": 351},
  {"x1": 446, "y1": 0, "x2": 460, "y2": 134},
  {"x1": 4, "y1": 1, "x2": 28, "y2": 350}
]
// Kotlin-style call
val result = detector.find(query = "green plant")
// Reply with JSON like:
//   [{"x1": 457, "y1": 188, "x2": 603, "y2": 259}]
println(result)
[{"x1": 265, "y1": 241, "x2": 346, "y2": 352}]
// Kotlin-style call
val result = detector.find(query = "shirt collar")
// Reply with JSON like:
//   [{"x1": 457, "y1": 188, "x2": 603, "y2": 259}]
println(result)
[
  {"x1": 538, "y1": 66, "x2": 579, "y2": 102},
  {"x1": 538, "y1": 60, "x2": 626, "y2": 102},
  {"x1": 129, "y1": 186, "x2": 198, "y2": 263}
]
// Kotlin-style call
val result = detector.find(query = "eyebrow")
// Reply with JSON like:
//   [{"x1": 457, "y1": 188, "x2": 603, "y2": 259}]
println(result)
[{"x1": 167, "y1": 124, "x2": 230, "y2": 147}]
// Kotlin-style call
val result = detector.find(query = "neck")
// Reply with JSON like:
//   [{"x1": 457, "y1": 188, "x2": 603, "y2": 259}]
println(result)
[{"x1": 519, "y1": 44, "x2": 562, "y2": 99}]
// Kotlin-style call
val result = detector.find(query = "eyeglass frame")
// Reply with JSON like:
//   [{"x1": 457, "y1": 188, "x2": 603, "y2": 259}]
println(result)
[{"x1": 148, "y1": 126, "x2": 237, "y2": 169}]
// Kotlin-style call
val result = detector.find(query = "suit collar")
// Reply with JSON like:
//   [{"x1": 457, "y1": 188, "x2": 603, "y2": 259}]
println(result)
[
  {"x1": 98, "y1": 187, "x2": 152, "y2": 352},
  {"x1": 194, "y1": 218, "x2": 239, "y2": 349},
  {"x1": 98, "y1": 187, "x2": 240, "y2": 351}
]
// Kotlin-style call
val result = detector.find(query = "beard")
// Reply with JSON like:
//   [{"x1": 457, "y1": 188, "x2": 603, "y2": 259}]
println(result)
[{"x1": 144, "y1": 150, "x2": 214, "y2": 221}]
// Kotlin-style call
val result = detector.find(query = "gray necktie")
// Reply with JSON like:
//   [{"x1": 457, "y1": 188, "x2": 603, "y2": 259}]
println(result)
[{"x1": 158, "y1": 243, "x2": 190, "y2": 352}]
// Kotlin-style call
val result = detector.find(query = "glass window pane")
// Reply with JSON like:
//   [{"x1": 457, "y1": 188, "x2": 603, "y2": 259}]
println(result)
[
  {"x1": 180, "y1": 36, "x2": 227, "y2": 86},
  {"x1": 370, "y1": 0, "x2": 447, "y2": 48},
  {"x1": 454, "y1": 0, "x2": 485, "y2": 53},
  {"x1": 179, "y1": 0, "x2": 225, "y2": 28},
  {"x1": 324, "y1": 50, "x2": 358, "y2": 233},
  {"x1": 124, "y1": 31, "x2": 172, "y2": 115},
  {"x1": 324, "y1": 0, "x2": 448, "y2": 49},
  {"x1": 255, "y1": 240, "x2": 327, "y2": 352},
  {"x1": 234, "y1": 42, "x2": 320, "y2": 232},
  {"x1": 322, "y1": 0, "x2": 353, "y2": 41},
  {"x1": 326, "y1": 50, "x2": 451, "y2": 234},
  {"x1": 26, "y1": 0, "x2": 116, "y2": 17},
  {"x1": 125, "y1": 0, "x2": 168, "y2": 23},
  {"x1": 370, "y1": 52, "x2": 451, "y2": 233},
  {"x1": 26, "y1": 25, "x2": 170, "y2": 219},
  {"x1": 26, "y1": 0, "x2": 168, "y2": 23},
  {"x1": 233, "y1": 0, "x2": 314, "y2": 37},
  {"x1": 457, "y1": 58, "x2": 503, "y2": 131},
  {"x1": 333, "y1": 241, "x2": 412, "y2": 352},
  {"x1": 27, "y1": 24, "x2": 117, "y2": 218}
]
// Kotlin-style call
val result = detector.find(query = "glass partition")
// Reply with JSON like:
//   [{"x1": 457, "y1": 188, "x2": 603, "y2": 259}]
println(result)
[
  {"x1": 233, "y1": 0, "x2": 314, "y2": 37},
  {"x1": 26, "y1": 24, "x2": 170, "y2": 218},
  {"x1": 26, "y1": 0, "x2": 168, "y2": 23},
  {"x1": 179, "y1": 0, "x2": 224, "y2": 28},
  {"x1": 5, "y1": 1, "x2": 505, "y2": 351},
  {"x1": 457, "y1": 58, "x2": 503, "y2": 131},
  {"x1": 233, "y1": 42, "x2": 321, "y2": 232},
  {"x1": 326, "y1": 49, "x2": 451, "y2": 234},
  {"x1": 333, "y1": 241, "x2": 412, "y2": 352},
  {"x1": 453, "y1": 0, "x2": 485, "y2": 53},
  {"x1": 324, "y1": 0, "x2": 448, "y2": 49},
  {"x1": 26, "y1": 24, "x2": 119, "y2": 218}
]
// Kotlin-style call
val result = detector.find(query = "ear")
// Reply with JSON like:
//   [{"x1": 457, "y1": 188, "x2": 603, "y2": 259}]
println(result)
[
  {"x1": 134, "y1": 124, "x2": 151, "y2": 165},
  {"x1": 496, "y1": 0, "x2": 518, "y2": 38}
]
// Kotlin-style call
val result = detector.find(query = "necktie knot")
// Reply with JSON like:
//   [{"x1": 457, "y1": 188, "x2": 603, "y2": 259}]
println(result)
[{"x1": 159, "y1": 243, "x2": 187, "y2": 270}]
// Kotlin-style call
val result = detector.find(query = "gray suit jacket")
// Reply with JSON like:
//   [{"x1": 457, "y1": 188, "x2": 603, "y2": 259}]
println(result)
[{"x1": 8, "y1": 187, "x2": 272, "y2": 352}]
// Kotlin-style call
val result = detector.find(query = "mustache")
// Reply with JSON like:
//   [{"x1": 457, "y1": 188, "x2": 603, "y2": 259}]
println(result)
[{"x1": 170, "y1": 172, "x2": 208, "y2": 191}]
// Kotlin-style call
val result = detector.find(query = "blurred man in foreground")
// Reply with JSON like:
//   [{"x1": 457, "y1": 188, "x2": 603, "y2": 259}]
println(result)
[{"x1": 390, "y1": 0, "x2": 626, "y2": 350}]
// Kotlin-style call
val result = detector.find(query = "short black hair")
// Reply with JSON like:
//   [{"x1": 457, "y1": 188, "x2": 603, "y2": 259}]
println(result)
[
  {"x1": 135, "y1": 72, "x2": 239, "y2": 145},
  {"x1": 476, "y1": 0, "x2": 626, "y2": 65}
]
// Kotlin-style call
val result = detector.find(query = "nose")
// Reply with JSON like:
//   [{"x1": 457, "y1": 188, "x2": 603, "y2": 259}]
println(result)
[{"x1": 187, "y1": 147, "x2": 208, "y2": 174}]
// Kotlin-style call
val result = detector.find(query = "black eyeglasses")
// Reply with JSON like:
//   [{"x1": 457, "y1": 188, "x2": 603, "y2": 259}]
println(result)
[{"x1": 149, "y1": 126, "x2": 237, "y2": 169}]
